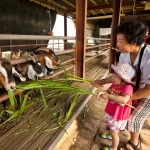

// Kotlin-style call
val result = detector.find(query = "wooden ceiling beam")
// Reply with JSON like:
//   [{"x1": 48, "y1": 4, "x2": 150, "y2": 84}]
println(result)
[
  {"x1": 87, "y1": 13, "x2": 125, "y2": 20},
  {"x1": 90, "y1": 0, "x2": 105, "y2": 15},
  {"x1": 62, "y1": 0, "x2": 75, "y2": 8},
  {"x1": 57, "y1": 1, "x2": 134, "y2": 14},
  {"x1": 30, "y1": 0, "x2": 52, "y2": 9},
  {"x1": 104, "y1": 0, "x2": 113, "y2": 13},
  {"x1": 30, "y1": 0, "x2": 67, "y2": 10},
  {"x1": 47, "y1": 0, "x2": 67, "y2": 9}
]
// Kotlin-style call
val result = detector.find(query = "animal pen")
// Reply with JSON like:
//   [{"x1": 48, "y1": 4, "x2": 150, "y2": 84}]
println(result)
[
  {"x1": 0, "y1": 33, "x2": 110, "y2": 150},
  {"x1": 0, "y1": 0, "x2": 149, "y2": 149}
]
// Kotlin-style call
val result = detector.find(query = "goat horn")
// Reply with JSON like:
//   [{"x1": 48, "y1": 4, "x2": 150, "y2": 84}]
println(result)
[
  {"x1": 37, "y1": 47, "x2": 49, "y2": 53},
  {"x1": 31, "y1": 52, "x2": 39, "y2": 62},
  {"x1": 26, "y1": 53, "x2": 36, "y2": 63}
]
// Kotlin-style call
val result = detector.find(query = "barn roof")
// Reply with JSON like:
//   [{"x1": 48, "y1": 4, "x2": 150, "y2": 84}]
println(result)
[{"x1": 29, "y1": 0, "x2": 150, "y2": 26}]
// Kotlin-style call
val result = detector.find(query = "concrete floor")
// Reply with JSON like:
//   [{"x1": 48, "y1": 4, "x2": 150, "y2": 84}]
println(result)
[{"x1": 54, "y1": 83, "x2": 150, "y2": 150}]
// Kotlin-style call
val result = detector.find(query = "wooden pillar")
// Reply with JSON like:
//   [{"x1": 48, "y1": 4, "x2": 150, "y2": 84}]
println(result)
[
  {"x1": 64, "y1": 14, "x2": 67, "y2": 50},
  {"x1": 109, "y1": 0, "x2": 122, "y2": 72},
  {"x1": 76, "y1": 0, "x2": 87, "y2": 78}
]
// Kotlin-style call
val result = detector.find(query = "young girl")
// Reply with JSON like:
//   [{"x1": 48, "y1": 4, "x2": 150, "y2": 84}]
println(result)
[{"x1": 97, "y1": 63, "x2": 136, "y2": 150}]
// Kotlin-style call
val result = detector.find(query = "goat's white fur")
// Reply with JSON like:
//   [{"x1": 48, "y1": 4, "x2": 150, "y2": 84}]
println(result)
[
  {"x1": 42, "y1": 67, "x2": 47, "y2": 76},
  {"x1": 27, "y1": 65, "x2": 37, "y2": 80},
  {"x1": 27, "y1": 65, "x2": 43, "y2": 80},
  {"x1": 44, "y1": 56, "x2": 54, "y2": 69}
]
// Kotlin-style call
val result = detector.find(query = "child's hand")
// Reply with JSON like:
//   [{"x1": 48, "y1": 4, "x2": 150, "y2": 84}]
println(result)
[
  {"x1": 101, "y1": 93, "x2": 109, "y2": 100},
  {"x1": 97, "y1": 91, "x2": 106, "y2": 99}
]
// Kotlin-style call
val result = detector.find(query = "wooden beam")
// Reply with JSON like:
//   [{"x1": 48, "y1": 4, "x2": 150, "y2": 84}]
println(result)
[
  {"x1": 30, "y1": 0, "x2": 48, "y2": 8},
  {"x1": 109, "y1": 0, "x2": 122, "y2": 72},
  {"x1": 0, "y1": 34, "x2": 75, "y2": 40},
  {"x1": 104, "y1": 0, "x2": 113, "y2": 13},
  {"x1": 30, "y1": 0, "x2": 56, "y2": 10},
  {"x1": 90, "y1": 0, "x2": 105, "y2": 15},
  {"x1": 47, "y1": 0, "x2": 67, "y2": 9},
  {"x1": 62, "y1": 0, "x2": 75, "y2": 8},
  {"x1": 57, "y1": 1, "x2": 134, "y2": 14},
  {"x1": 75, "y1": 0, "x2": 87, "y2": 78},
  {"x1": 64, "y1": 14, "x2": 67, "y2": 50},
  {"x1": 87, "y1": 13, "x2": 125, "y2": 20}
]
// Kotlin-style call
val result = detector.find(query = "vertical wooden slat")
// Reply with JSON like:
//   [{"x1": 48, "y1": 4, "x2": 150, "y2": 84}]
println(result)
[
  {"x1": 76, "y1": 0, "x2": 87, "y2": 78},
  {"x1": 109, "y1": 0, "x2": 122, "y2": 72},
  {"x1": 64, "y1": 14, "x2": 67, "y2": 50}
]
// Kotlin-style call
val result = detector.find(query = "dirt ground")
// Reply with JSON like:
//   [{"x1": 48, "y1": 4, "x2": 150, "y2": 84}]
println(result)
[{"x1": 54, "y1": 83, "x2": 150, "y2": 150}]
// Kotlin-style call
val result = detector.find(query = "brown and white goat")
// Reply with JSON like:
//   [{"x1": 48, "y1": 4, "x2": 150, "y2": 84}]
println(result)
[
  {"x1": 0, "y1": 58, "x2": 17, "y2": 91},
  {"x1": 30, "y1": 47, "x2": 60, "y2": 75},
  {"x1": 14, "y1": 53, "x2": 43, "y2": 81}
]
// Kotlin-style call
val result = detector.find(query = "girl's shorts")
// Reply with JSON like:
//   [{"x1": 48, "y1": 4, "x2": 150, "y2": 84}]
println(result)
[{"x1": 105, "y1": 113, "x2": 127, "y2": 131}]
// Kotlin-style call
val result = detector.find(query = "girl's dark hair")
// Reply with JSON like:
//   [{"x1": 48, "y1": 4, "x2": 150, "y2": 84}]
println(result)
[{"x1": 115, "y1": 20, "x2": 147, "y2": 46}]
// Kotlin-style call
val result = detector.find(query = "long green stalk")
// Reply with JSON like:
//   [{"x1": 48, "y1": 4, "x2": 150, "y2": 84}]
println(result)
[
  {"x1": 2, "y1": 73, "x2": 96, "y2": 127},
  {"x1": 39, "y1": 88, "x2": 47, "y2": 108},
  {"x1": 20, "y1": 91, "x2": 32, "y2": 114},
  {"x1": 61, "y1": 94, "x2": 79, "y2": 125},
  {"x1": 8, "y1": 90, "x2": 16, "y2": 111},
  {"x1": 16, "y1": 80, "x2": 95, "y2": 95}
]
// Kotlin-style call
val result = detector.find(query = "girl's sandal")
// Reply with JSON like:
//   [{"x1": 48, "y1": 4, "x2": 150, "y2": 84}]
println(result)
[
  {"x1": 100, "y1": 132, "x2": 112, "y2": 140},
  {"x1": 103, "y1": 146, "x2": 113, "y2": 150}
]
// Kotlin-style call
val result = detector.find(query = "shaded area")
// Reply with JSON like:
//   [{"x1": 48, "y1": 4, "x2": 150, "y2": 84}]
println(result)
[{"x1": 0, "y1": 0, "x2": 56, "y2": 50}]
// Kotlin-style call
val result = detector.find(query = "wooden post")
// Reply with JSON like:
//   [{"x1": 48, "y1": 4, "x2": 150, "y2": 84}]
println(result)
[
  {"x1": 64, "y1": 14, "x2": 67, "y2": 50},
  {"x1": 109, "y1": 0, "x2": 122, "y2": 72},
  {"x1": 76, "y1": 0, "x2": 87, "y2": 78}
]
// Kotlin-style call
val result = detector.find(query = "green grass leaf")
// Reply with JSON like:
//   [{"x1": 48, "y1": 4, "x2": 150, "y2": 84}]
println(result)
[{"x1": 8, "y1": 90, "x2": 16, "y2": 111}]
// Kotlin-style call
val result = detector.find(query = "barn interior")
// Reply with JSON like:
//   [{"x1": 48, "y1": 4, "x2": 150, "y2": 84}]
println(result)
[{"x1": 0, "y1": 0, "x2": 150, "y2": 150}]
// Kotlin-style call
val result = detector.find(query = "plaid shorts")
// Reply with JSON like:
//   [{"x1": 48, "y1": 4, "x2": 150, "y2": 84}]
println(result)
[{"x1": 127, "y1": 98, "x2": 150, "y2": 132}]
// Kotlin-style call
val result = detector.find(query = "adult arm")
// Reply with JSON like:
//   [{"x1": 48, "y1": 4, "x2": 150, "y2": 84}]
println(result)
[
  {"x1": 132, "y1": 52, "x2": 150, "y2": 100},
  {"x1": 130, "y1": 84, "x2": 150, "y2": 100},
  {"x1": 92, "y1": 75, "x2": 113, "y2": 87},
  {"x1": 92, "y1": 52, "x2": 127, "y2": 88}
]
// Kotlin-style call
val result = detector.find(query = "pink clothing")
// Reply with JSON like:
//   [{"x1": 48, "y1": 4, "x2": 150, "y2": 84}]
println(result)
[{"x1": 105, "y1": 83, "x2": 133, "y2": 120}]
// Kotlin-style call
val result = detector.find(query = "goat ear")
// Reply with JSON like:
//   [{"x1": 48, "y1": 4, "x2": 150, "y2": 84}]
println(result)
[
  {"x1": 44, "y1": 56, "x2": 54, "y2": 69},
  {"x1": 27, "y1": 65, "x2": 36, "y2": 80},
  {"x1": 42, "y1": 67, "x2": 47, "y2": 76}
]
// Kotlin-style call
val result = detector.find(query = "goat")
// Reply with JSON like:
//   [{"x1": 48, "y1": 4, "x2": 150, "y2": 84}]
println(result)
[
  {"x1": 14, "y1": 53, "x2": 43, "y2": 80},
  {"x1": 29, "y1": 47, "x2": 60, "y2": 75},
  {"x1": 0, "y1": 58, "x2": 16, "y2": 91}
]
